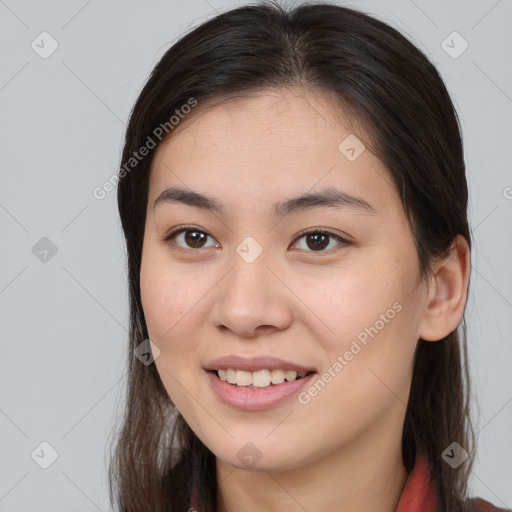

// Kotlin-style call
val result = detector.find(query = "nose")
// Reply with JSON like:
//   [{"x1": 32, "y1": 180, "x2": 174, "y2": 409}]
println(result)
[{"x1": 209, "y1": 249, "x2": 293, "y2": 338}]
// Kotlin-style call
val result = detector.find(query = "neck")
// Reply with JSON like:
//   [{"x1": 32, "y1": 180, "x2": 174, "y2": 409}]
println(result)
[{"x1": 215, "y1": 414, "x2": 409, "y2": 512}]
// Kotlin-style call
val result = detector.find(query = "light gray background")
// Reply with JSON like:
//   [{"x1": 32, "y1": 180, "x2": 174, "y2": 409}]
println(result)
[{"x1": 0, "y1": 0, "x2": 511, "y2": 510}]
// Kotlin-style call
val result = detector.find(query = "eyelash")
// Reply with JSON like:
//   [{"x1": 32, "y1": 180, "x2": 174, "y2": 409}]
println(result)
[{"x1": 162, "y1": 225, "x2": 350, "y2": 254}]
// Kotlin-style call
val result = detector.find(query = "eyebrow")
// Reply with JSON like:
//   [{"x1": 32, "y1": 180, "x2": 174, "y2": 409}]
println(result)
[{"x1": 153, "y1": 186, "x2": 376, "y2": 217}]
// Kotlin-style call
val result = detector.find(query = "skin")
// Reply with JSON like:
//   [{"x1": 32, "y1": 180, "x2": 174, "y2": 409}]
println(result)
[{"x1": 139, "y1": 87, "x2": 470, "y2": 512}]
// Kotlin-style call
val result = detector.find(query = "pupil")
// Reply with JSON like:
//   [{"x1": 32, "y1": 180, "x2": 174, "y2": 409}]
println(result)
[
  {"x1": 308, "y1": 233, "x2": 328, "y2": 251},
  {"x1": 186, "y1": 231, "x2": 205, "y2": 248}
]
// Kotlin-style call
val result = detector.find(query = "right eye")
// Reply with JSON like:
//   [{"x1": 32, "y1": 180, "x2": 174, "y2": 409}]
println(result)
[{"x1": 162, "y1": 226, "x2": 220, "y2": 250}]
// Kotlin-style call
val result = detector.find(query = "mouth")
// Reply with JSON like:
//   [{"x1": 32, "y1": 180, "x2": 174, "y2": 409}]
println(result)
[
  {"x1": 209, "y1": 368, "x2": 315, "y2": 389},
  {"x1": 206, "y1": 368, "x2": 317, "y2": 411}
]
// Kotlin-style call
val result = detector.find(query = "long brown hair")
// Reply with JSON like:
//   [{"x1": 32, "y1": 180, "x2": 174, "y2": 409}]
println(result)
[{"x1": 110, "y1": 2, "x2": 474, "y2": 510}]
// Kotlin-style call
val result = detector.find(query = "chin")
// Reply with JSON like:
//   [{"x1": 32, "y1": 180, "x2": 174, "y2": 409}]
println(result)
[{"x1": 209, "y1": 439, "x2": 307, "y2": 473}]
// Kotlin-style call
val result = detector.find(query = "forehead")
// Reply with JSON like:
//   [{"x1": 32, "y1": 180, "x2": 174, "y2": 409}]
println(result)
[
  {"x1": 155, "y1": 88, "x2": 357, "y2": 159},
  {"x1": 148, "y1": 87, "x2": 399, "y2": 214}
]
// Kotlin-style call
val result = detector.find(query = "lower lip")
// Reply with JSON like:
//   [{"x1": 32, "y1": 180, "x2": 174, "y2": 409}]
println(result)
[{"x1": 206, "y1": 370, "x2": 315, "y2": 411}]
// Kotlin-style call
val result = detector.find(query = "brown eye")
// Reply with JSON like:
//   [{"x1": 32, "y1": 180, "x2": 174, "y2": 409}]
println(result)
[
  {"x1": 163, "y1": 227, "x2": 218, "y2": 250},
  {"x1": 293, "y1": 229, "x2": 348, "y2": 253},
  {"x1": 305, "y1": 232, "x2": 329, "y2": 251},
  {"x1": 183, "y1": 230, "x2": 207, "y2": 248}
]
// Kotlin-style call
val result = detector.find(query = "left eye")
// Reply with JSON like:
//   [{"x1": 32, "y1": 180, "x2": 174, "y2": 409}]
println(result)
[{"x1": 292, "y1": 229, "x2": 347, "y2": 252}]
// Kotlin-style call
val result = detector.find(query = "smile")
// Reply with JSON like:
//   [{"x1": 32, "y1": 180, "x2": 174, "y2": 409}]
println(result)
[
  {"x1": 216, "y1": 368, "x2": 311, "y2": 388},
  {"x1": 207, "y1": 369, "x2": 316, "y2": 411}
]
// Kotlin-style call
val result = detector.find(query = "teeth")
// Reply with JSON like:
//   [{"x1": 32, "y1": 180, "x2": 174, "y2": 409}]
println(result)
[
  {"x1": 216, "y1": 368, "x2": 309, "y2": 388},
  {"x1": 252, "y1": 369, "x2": 271, "y2": 387},
  {"x1": 226, "y1": 369, "x2": 236, "y2": 384},
  {"x1": 270, "y1": 369, "x2": 285, "y2": 384},
  {"x1": 285, "y1": 370, "x2": 298, "y2": 381},
  {"x1": 235, "y1": 370, "x2": 252, "y2": 386}
]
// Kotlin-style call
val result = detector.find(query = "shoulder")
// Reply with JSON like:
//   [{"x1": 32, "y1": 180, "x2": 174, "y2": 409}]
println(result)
[{"x1": 463, "y1": 497, "x2": 512, "y2": 512}]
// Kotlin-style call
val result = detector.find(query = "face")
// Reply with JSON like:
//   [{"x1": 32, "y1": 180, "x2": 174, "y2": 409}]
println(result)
[{"x1": 140, "y1": 87, "x2": 429, "y2": 472}]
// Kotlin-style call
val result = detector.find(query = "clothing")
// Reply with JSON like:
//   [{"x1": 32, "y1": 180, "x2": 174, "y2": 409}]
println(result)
[
  {"x1": 396, "y1": 455, "x2": 509, "y2": 511},
  {"x1": 189, "y1": 455, "x2": 510, "y2": 511}
]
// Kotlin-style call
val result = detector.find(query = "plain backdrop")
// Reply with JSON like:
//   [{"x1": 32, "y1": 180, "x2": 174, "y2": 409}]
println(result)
[{"x1": 0, "y1": 0, "x2": 511, "y2": 510}]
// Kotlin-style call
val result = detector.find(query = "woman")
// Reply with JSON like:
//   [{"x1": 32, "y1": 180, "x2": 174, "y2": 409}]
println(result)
[{"x1": 109, "y1": 2, "x2": 510, "y2": 511}]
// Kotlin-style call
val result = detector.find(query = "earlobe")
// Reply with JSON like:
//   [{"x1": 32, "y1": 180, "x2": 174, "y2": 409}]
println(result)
[{"x1": 418, "y1": 235, "x2": 471, "y2": 342}]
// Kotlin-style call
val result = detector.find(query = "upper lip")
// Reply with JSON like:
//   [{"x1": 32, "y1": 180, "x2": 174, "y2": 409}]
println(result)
[{"x1": 204, "y1": 355, "x2": 317, "y2": 373}]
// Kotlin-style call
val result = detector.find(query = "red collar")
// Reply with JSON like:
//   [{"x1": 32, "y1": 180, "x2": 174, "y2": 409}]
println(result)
[
  {"x1": 396, "y1": 455, "x2": 439, "y2": 511},
  {"x1": 190, "y1": 454, "x2": 508, "y2": 511}
]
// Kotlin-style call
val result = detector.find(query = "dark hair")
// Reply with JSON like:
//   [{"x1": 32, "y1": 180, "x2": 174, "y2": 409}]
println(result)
[{"x1": 110, "y1": 1, "x2": 474, "y2": 511}]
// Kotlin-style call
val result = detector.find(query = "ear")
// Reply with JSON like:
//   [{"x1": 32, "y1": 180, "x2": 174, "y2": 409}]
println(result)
[{"x1": 418, "y1": 235, "x2": 471, "y2": 342}]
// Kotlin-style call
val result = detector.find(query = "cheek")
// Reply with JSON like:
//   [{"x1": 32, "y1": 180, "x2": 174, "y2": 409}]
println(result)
[
  {"x1": 303, "y1": 245, "x2": 423, "y2": 378},
  {"x1": 140, "y1": 253, "x2": 202, "y2": 412},
  {"x1": 304, "y1": 260, "x2": 413, "y2": 341},
  {"x1": 140, "y1": 244, "x2": 197, "y2": 342}
]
